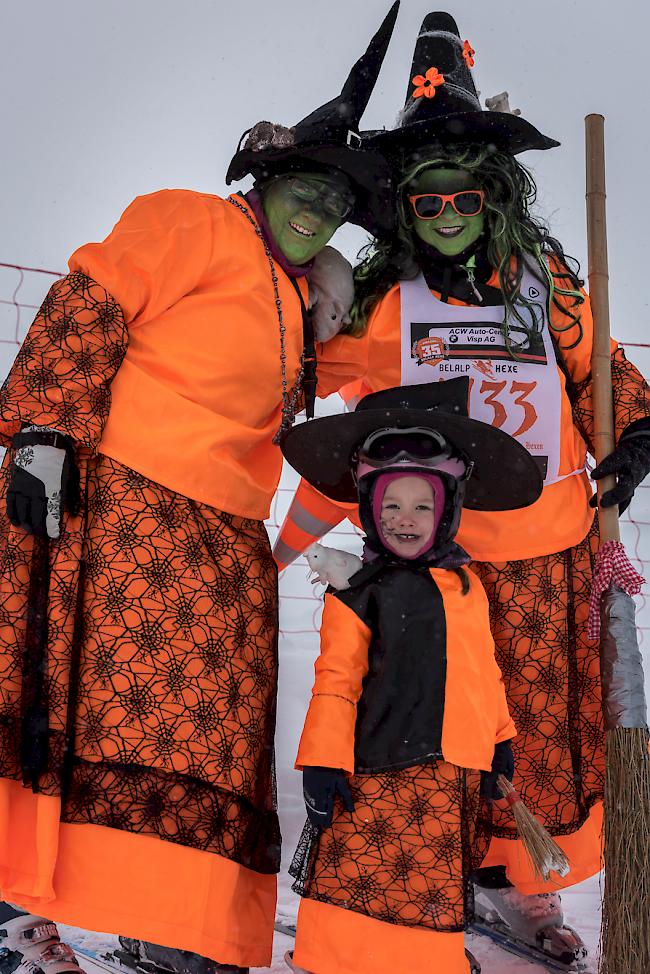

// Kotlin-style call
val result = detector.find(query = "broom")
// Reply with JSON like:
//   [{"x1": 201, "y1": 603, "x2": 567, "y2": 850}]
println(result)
[
  {"x1": 497, "y1": 775, "x2": 570, "y2": 883},
  {"x1": 585, "y1": 113, "x2": 650, "y2": 974}
]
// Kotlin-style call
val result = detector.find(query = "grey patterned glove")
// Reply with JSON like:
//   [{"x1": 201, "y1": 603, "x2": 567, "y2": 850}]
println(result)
[{"x1": 7, "y1": 427, "x2": 80, "y2": 539}]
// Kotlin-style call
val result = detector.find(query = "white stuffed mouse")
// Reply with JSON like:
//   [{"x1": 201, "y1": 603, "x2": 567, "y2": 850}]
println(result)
[
  {"x1": 306, "y1": 542, "x2": 362, "y2": 591},
  {"x1": 307, "y1": 247, "x2": 355, "y2": 343}
]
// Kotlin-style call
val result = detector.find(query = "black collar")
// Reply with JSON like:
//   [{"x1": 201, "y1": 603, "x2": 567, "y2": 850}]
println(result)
[{"x1": 415, "y1": 239, "x2": 503, "y2": 306}]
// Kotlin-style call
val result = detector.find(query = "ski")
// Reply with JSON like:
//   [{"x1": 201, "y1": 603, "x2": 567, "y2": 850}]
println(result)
[
  {"x1": 73, "y1": 944, "x2": 128, "y2": 974},
  {"x1": 470, "y1": 921, "x2": 592, "y2": 973},
  {"x1": 273, "y1": 920, "x2": 297, "y2": 939},
  {"x1": 75, "y1": 942, "x2": 171, "y2": 974}
]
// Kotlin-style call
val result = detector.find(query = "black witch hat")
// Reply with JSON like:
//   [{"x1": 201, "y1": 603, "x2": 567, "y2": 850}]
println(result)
[
  {"x1": 226, "y1": 3, "x2": 400, "y2": 235},
  {"x1": 368, "y1": 11, "x2": 558, "y2": 157},
  {"x1": 281, "y1": 376, "x2": 542, "y2": 509}
]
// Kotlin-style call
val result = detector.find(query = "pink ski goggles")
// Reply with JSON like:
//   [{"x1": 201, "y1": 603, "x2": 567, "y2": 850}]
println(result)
[{"x1": 354, "y1": 426, "x2": 471, "y2": 483}]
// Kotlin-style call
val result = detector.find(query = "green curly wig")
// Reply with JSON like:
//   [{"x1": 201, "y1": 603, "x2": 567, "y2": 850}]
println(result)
[{"x1": 347, "y1": 144, "x2": 584, "y2": 356}]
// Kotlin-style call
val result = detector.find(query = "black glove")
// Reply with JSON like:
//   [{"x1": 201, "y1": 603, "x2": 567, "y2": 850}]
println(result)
[
  {"x1": 480, "y1": 739, "x2": 515, "y2": 801},
  {"x1": 7, "y1": 427, "x2": 80, "y2": 539},
  {"x1": 303, "y1": 766, "x2": 354, "y2": 828},
  {"x1": 591, "y1": 418, "x2": 650, "y2": 515}
]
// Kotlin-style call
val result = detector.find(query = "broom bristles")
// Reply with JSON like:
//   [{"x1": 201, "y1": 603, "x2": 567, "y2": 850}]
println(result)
[
  {"x1": 600, "y1": 727, "x2": 650, "y2": 974},
  {"x1": 497, "y1": 775, "x2": 571, "y2": 882}
]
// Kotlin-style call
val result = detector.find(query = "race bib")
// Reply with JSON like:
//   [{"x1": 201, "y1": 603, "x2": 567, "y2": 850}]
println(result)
[{"x1": 400, "y1": 268, "x2": 564, "y2": 485}]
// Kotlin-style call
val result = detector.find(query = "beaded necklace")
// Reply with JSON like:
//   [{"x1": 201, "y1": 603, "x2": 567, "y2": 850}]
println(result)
[{"x1": 226, "y1": 196, "x2": 304, "y2": 442}]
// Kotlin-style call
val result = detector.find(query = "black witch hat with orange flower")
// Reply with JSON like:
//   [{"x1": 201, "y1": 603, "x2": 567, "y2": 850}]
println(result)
[
  {"x1": 369, "y1": 11, "x2": 558, "y2": 157},
  {"x1": 226, "y1": 3, "x2": 400, "y2": 235}
]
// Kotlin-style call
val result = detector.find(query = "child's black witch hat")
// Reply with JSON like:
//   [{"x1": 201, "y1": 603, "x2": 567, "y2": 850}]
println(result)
[
  {"x1": 368, "y1": 11, "x2": 558, "y2": 158},
  {"x1": 226, "y1": 3, "x2": 400, "y2": 235},
  {"x1": 280, "y1": 376, "x2": 542, "y2": 509}
]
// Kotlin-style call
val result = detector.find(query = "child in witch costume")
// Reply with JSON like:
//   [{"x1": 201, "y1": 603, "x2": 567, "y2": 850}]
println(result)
[
  {"x1": 0, "y1": 7, "x2": 400, "y2": 974},
  {"x1": 279, "y1": 377, "x2": 542, "y2": 974},
  {"x1": 274, "y1": 12, "x2": 650, "y2": 966}
]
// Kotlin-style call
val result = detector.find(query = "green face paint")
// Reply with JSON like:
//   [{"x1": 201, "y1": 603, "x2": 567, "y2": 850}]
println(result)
[
  {"x1": 408, "y1": 167, "x2": 485, "y2": 258},
  {"x1": 262, "y1": 173, "x2": 352, "y2": 264}
]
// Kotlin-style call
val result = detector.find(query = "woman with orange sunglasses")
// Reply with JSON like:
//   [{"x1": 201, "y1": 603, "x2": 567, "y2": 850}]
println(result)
[{"x1": 275, "y1": 11, "x2": 650, "y2": 969}]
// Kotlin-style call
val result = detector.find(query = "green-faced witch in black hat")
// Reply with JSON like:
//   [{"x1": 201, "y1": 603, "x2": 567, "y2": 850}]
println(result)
[
  {"x1": 353, "y1": 9, "x2": 570, "y2": 342},
  {"x1": 274, "y1": 11, "x2": 650, "y2": 971}
]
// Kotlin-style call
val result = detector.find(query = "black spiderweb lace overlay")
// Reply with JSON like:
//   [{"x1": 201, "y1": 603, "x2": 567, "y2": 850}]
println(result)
[
  {"x1": 571, "y1": 345, "x2": 650, "y2": 453},
  {"x1": 471, "y1": 520, "x2": 604, "y2": 838},
  {"x1": 291, "y1": 762, "x2": 489, "y2": 932},
  {"x1": 0, "y1": 454, "x2": 280, "y2": 874},
  {"x1": 0, "y1": 272, "x2": 127, "y2": 449}
]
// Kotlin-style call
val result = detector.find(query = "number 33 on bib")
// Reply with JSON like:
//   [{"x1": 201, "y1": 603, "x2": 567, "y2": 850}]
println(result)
[{"x1": 400, "y1": 267, "x2": 580, "y2": 485}]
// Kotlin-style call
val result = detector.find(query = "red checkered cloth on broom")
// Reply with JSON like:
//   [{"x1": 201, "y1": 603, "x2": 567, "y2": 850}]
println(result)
[{"x1": 588, "y1": 539, "x2": 645, "y2": 640}]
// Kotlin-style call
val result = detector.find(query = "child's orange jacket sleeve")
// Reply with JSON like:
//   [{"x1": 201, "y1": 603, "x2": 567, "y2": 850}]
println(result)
[
  {"x1": 296, "y1": 593, "x2": 371, "y2": 774},
  {"x1": 273, "y1": 479, "x2": 359, "y2": 569}
]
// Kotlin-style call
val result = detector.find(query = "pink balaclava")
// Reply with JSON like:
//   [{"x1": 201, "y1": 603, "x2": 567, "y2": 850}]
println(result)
[{"x1": 371, "y1": 470, "x2": 446, "y2": 559}]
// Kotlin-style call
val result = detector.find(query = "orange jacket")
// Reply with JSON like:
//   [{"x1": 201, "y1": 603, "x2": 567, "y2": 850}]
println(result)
[
  {"x1": 297, "y1": 565, "x2": 515, "y2": 775},
  {"x1": 277, "y1": 272, "x2": 650, "y2": 563},
  {"x1": 68, "y1": 190, "x2": 348, "y2": 520}
]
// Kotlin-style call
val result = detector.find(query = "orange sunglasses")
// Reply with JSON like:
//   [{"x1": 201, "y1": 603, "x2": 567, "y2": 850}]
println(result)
[{"x1": 408, "y1": 189, "x2": 485, "y2": 220}]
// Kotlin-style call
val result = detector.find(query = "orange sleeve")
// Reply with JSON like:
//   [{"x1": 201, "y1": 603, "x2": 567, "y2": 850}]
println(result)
[
  {"x1": 610, "y1": 347, "x2": 650, "y2": 436},
  {"x1": 274, "y1": 317, "x2": 374, "y2": 569},
  {"x1": 0, "y1": 273, "x2": 127, "y2": 449},
  {"x1": 339, "y1": 378, "x2": 367, "y2": 408},
  {"x1": 551, "y1": 263, "x2": 650, "y2": 447},
  {"x1": 296, "y1": 594, "x2": 371, "y2": 773},
  {"x1": 495, "y1": 672, "x2": 516, "y2": 744},
  {"x1": 549, "y1": 272, "x2": 601, "y2": 385},
  {"x1": 273, "y1": 478, "x2": 359, "y2": 569},
  {"x1": 69, "y1": 189, "x2": 216, "y2": 326},
  {"x1": 314, "y1": 323, "x2": 371, "y2": 398},
  {"x1": 0, "y1": 191, "x2": 219, "y2": 450}
]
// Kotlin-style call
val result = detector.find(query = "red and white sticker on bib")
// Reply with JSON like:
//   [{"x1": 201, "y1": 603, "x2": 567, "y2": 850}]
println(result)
[{"x1": 400, "y1": 271, "x2": 564, "y2": 486}]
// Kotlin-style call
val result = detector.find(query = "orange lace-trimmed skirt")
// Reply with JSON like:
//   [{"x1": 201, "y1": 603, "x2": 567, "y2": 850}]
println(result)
[
  {"x1": 0, "y1": 452, "x2": 279, "y2": 966},
  {"x1": 472, "y1": 522, "x2": 605, "y2": 891},
  {"x1": 290, "y1": 762, "x2": 486, "y2": 973}
]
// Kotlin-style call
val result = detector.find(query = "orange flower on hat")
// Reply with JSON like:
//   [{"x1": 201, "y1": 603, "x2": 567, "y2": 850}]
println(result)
[
  {"x1": 412, "y1": 67, "x2": 445, "y2": 99},
  {"x1": 463, "y1": 40, "x2": 475, "y2": 68}
]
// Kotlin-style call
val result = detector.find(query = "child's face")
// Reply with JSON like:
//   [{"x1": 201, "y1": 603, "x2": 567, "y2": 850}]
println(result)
[{"x1": 379, "y1": 476, "x2": 436, "y2": 558}]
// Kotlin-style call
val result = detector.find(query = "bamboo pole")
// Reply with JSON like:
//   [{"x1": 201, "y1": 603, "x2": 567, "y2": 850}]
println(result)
[
  {"x1": 585, "y1": 114, "x2": 619, "y2": 544},
  {"x1": 585, "y1": 112, "x2": 650, "y2": 974}
]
